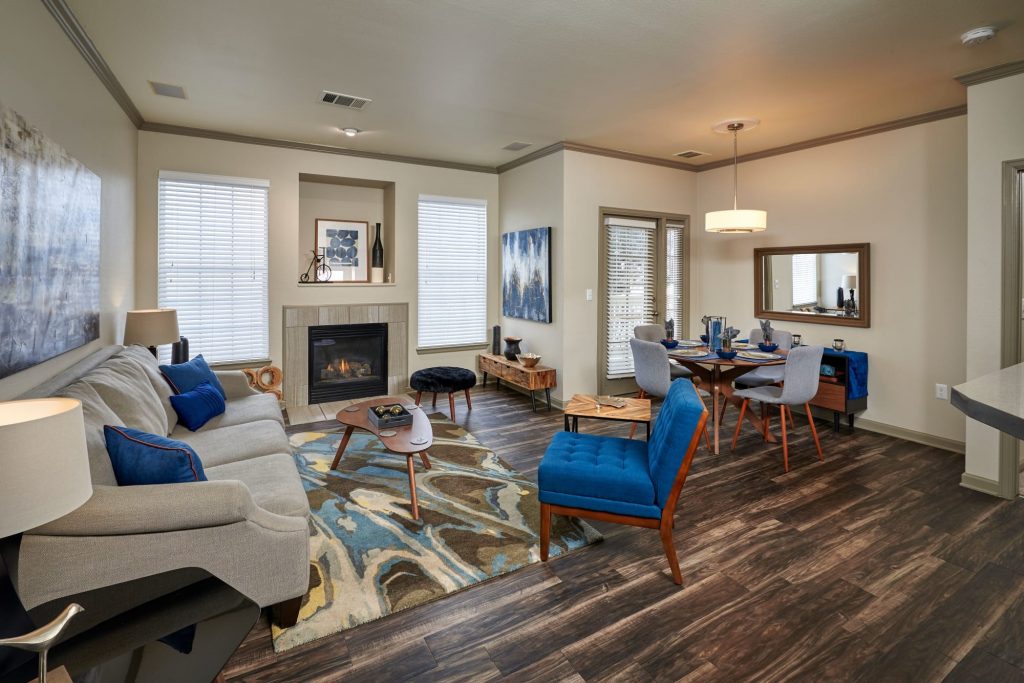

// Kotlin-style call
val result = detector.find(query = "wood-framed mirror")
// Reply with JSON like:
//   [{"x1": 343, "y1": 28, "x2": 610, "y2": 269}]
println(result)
[{"x1": 754, "y1": 243, "x2": 870, "y2": 328}]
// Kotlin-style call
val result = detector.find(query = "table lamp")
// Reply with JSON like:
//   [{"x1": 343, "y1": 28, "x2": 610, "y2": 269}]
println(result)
[
  {"x1": 0, "y1": 399, "x2": 93, "y2": 682},
  {"x1": 122, "y1": 309, "x2": 179, "y2": 357},
  {"x1": 842, "y1": 274, "x2": 858, "y2": 311}
]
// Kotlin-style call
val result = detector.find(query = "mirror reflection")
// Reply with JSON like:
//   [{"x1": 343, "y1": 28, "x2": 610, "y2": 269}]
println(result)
[{"x1": 762, "y1": 252, "x2": 861, "y2": 319}]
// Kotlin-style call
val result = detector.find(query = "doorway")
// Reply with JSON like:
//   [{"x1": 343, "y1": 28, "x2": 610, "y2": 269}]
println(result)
[{"x1": 597, "y1": 208, "x2": 690, "y2": 396}]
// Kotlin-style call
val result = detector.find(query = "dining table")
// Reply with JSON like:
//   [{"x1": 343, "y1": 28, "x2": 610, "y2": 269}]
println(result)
[{"x1": 668, "y1": 344, "x2": 788, "y2": 455}]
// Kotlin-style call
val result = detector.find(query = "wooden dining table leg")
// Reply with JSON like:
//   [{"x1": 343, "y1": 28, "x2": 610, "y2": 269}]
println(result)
[
  {"x1": 330, "y1": 425, "x2": 355, "y2": 470},
  {"x1": 712, "y1": 380, "x2": 721, "y2": 455},
  {"x1": 407, "y1": 455, "x2": 420, "y2": 520}
]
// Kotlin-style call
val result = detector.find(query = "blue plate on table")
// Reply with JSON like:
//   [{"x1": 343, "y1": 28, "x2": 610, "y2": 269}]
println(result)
[
  {"x1": 660, "y1": 339, "x2": 679, "y2": 349},
  {"x1": 758, "y1": 343, "x2": 779, "y2": 352},
  {"x1": 716, "y1": 350, "x2": 738, "y2": 360}
]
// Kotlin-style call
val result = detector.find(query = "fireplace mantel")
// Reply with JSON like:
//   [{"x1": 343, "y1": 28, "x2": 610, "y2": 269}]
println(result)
[{"x1": 283, "y1": 304, "x2": 408, "y2": 407}]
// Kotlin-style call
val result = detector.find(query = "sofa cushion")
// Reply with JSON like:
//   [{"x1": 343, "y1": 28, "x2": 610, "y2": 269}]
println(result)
[
  {"x1": 170, "y1": 382, "x2": 226, "y2": 431},
  {"x1": 538, "y1": 431, "x2": 659, "y2": 518},
  {"x1": 159, "y1": 355, "x2": 225, "y2": 399},
  {"x1": 171, "y1": 419, "x2": 291, "y2": 468},
  {"x1": 104, "y1": 426, "x2": 208, "y2": 485},
  {"x1": 191, "y1": 393, "x2": 283, "y2": 432},
  {"x1": 117, "y1": 345, "x2": 178, "y2": 433},
  {"x1": 206, "y1": 453, "x2": 308, "y2": 519},
  {"x1": 55, "y1": 382, "x2": 119, "y2": 486},
  {"x1": 81, "y1": 355, "x2": 168, "y2": 437}
]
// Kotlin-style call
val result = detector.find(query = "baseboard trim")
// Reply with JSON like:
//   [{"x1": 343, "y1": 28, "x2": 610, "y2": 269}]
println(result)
[
  {"x1": 481, "y1": 380, "x2": 565, "y2": 410},
  {"x1": 960, "y1": 472, "x2": 1003, "y2": 497},
  {"x1": 853, "y1": 418, "x2": 965, "y2": 454}
]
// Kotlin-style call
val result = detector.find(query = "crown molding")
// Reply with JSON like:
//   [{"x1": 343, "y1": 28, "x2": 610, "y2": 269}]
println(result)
[
  {"x1": 495, "y1": 142, "x2": 565, "y2": 173},
  {"x1": 561, "y1": 142, "x2": 701, "y2": 172},
  {"x1": 694, "y1": 104, "x2": 967, "y2": 171},
  {"x1": 41, "y1": 0, "x2": 144, "y2": 128},
  {"x1": 140, "y1": 122, "x2": 498, "y2": 174},
  {"x1": 956, "y1": 60, "x2": 1024, "y2": 87}
]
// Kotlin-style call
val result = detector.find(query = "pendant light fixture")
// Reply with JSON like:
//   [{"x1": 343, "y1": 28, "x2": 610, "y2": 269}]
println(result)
[{"x1": 705, "y1": 119, "x2": 767, "y2": 234}]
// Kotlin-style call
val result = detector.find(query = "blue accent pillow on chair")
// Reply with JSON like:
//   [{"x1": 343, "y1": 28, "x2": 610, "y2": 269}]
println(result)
[
  {"x1": 159, "y1": 354, "x2": 226, "y2": 398},
  {"x1": 168, "y1": 381, "x2": 226, "y2": 431},
  {"x1": 103, "y1": 426, "x2": 208, "y2": 485}
]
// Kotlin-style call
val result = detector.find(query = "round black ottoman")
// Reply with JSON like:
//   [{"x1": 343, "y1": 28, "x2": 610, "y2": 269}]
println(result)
[{"x1": 410, "y1": 366, "x2": 477, "y2": 421}]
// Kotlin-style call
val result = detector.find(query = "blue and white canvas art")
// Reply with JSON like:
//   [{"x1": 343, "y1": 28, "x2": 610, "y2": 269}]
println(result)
[
  {"x1": 0, "y1": 102, "x2": 101, "y2": 380},
  {"x1": 502, "y1": 227, "x2": 551, "y2": 323},
  {"x1": 315, "y1": 219, "x2": 368, "y2": 282}
]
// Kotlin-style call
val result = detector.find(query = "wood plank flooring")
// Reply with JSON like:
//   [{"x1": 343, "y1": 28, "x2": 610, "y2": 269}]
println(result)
[{"x1": 223, "y1": 386, "x2": 1024, "y2": 682}]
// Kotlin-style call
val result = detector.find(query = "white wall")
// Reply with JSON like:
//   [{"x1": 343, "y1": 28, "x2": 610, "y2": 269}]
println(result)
[
  {"x1": 964, "y1": 72, "x2": 1024, "y2": 482},
  {"x1": 0, "y1": 1, "x2": 136, "y2": 399},
  {"x1": 698, "y1": 116, "x2": 968, "y2": 444},
  {"x1": 136, "y1": 132, "x2": 500, "y2": 381},
  {"x1": 498, "y1": 152, "x2": 565, "y2": 386}
]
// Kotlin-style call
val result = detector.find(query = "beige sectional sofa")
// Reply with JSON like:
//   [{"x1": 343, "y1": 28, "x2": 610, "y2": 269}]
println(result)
[{"x1": 14, "y1": 345, "x2": 309, "y2": 623}]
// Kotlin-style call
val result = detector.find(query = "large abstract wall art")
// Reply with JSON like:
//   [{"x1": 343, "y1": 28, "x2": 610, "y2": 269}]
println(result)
[
  {"x1": 502, "y1": 227, "x2": 551, "y2": 323},
  {"x1": 0, "y1": 102, "x2": 101, "y2": 380}
]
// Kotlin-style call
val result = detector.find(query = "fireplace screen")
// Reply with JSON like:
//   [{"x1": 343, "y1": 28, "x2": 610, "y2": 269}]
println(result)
[{"x1": 308, "y1": 323, "x2": 388, "y2": 404}]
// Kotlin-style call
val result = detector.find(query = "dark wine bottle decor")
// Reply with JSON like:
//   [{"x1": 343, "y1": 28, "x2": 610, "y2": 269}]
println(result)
[{"x1": 371, "y1": 222, "x2": 384, "y2": 283}]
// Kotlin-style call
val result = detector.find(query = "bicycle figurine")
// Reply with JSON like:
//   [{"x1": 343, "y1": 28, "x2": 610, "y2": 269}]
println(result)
[{"x1": 300, "y1": 248, "x2": 332, "y2": 282}]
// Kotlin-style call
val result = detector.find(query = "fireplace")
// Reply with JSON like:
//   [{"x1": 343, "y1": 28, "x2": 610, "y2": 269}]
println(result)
[{"x1": 308, "y1": 323, "x2": 388, "y2": 404}]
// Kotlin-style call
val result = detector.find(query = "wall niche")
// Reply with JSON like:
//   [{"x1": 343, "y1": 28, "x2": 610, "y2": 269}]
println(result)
[{"x1": 297, "y1": 173, "x2": 396, "y2": 284}]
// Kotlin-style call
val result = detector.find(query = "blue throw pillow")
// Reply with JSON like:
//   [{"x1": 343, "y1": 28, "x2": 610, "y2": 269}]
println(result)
[
  {"x1": 104, "y1": 426, "x2": 208, "y2": 485},
  {"x1": 159, "y1": 354, "x2": 226, "y2": 398},
  {"x1": 169, "y1": 381, "x2": 226, "y2": 431}
]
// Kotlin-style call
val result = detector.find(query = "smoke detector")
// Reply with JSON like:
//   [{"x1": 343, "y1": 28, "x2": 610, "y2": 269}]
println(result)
[{"x1": 961, "y1": 26, "x2": 997, "y2": 47}]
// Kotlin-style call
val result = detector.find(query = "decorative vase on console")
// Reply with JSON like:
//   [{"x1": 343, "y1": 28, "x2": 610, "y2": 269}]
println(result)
[
  {"x1": 371, "y1": 222, "x2": 384, "y2": 283},
  {"x1": 503, "y1": 336, "x2": 522, "y2": 361}
]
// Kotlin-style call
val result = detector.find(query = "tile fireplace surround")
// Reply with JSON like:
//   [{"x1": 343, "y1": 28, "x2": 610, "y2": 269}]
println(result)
[{"x1": 283, "y1": 304, "x2": 408, "y2": 407}]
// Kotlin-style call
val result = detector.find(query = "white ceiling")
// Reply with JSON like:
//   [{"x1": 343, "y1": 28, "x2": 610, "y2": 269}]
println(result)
[{"x1": 68, "y1": 0, "x2": 1024, "y2": 168}]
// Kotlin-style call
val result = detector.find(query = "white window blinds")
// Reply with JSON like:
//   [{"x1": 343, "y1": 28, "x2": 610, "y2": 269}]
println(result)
[
  {"x1": 665, "y1": 221, "x2": 687, "y2": 332},
  {"x1": 604, "y1": 216, "x2": 657, "y2": 379},
  {"x1": 791, "y1": 253, "x2": 818, "y2": 307},
  {"x1": 157, "y1": 171, "x2": 270, "y2": 365},
  {"x1": 417, "y1": 196, "x2": 488, "y2": 349}
]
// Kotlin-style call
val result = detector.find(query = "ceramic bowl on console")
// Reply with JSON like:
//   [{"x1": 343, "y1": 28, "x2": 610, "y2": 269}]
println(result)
[
  {"x1": 660, "y1": 339, "x2": 679, "y2": 349},
  {"x1": 517, "y1": 353, "x2": 541, "y2": 368}
]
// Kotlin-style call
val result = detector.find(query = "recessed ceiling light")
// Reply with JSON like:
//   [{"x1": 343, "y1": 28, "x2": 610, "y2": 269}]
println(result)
[
  {"x1": 961, "y1": 26, "x2": 997, "y2": 47},
  {"x1": 340, "y1": 128, "x2": 360, "y2": 137},
  {"x1": 148, "y1": 81, "x2": 186, "y2": 99}
]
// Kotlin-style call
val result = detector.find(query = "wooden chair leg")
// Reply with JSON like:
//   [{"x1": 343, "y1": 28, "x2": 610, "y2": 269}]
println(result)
[
  {"x1": 414, "y1": 390, "x2": 422, "y2": 406},
  {"x1": 787, "y1": 406, "x2": 795, "y2": 429},
  {"x1": 407, "y1": 456, "x2": 420, "y2": 520},
  {"x1": 432, "y1": 392, "x2": 437, "y2": 408},
  {"x1": 731, "y1": 399, "x2": 749, "y2": 450},
  {"x1": 806, "y1": 403, "x2": 824, "y2": 461},
  {"x1": 763, "y1": 406, "x2": 771, "y2": 442},
  {"x1": 780, "y1": 405, "x2": 790, "y2": 472},
  {"x1": 419, "y1": 451, "x2": 432, "y2": 469},
  {"x1": 540, "y1": 503, "x2": 551, "y2": 561},
  {"x1": 660, "y1": 522, "x2": 683, "y2": 585},
  {"x1": 464, "y1": 388, "x2": 473, "y2": 410},
  {"x1": 703, "y1": 424, "x2": 712, "y2": 450},
  {"x1": 448, "y1": 392, "x2": 456, "y2": 421}
]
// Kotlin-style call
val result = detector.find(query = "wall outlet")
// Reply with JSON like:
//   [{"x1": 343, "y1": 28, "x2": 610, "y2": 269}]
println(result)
[
  {"x1": 935, "y1": 383, "x2": 949, "y2": 400},
  {"x1": 585, "y1": 288, "x2": 593, "y2": 301}
]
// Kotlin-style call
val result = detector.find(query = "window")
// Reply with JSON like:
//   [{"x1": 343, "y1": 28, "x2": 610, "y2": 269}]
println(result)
[
  {"x1": 603, "y1": 216, "x2": 657, "y2": 380},
  {"x1": 417, "y1": 196, "x2": 488, "y2": 349},
  {"x1": 791, "y1": 253, "x2": 818, "y2": 307},
  {"x1": 664, "y1": 221, "x2": 688, "y2": 330},
  {"x1": 157, "y1": 171, "x2": 269, "y2": 365}
]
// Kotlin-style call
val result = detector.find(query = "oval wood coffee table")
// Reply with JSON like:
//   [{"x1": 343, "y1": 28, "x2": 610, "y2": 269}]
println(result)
[{"x1": 330, "y1": 395, "x2": 434, "y2": 520}]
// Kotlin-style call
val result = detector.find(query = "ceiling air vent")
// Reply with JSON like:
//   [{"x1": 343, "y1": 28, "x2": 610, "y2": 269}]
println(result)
[
  {"x1": 149, "y1": 81, "x2": 186, "y2": 99},
  {"x1": 502, "y1": 141, "x2": 532, "y2": 151},
  {"x1": 320, "y1": 90, "x2": 372, "y2": 110},
  {"x1": 674, "y1": 150, "x2": 709, "y2": 159}
]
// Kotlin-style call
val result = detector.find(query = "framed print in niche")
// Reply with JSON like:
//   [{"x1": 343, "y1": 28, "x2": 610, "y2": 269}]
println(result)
[{"x1": 315, "y1": 219, "x2": 369, "y2": 282}]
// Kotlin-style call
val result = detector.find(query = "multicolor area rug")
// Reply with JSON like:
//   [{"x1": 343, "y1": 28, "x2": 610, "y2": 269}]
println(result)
[{"x1": 272, "y1": 413, "x2": 601, "y2": 652}]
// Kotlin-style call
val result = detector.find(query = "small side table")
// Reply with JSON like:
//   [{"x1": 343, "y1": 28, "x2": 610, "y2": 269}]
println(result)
[{"x1": 563, "y1": 394, "x2": 652, "y2": 439}]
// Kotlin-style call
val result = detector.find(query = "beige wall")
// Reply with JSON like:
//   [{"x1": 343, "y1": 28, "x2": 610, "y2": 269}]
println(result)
[
  {"x1": 964, "y1": 72, "x2": 1024, "y2": 482},
  {"x1": 297, "y1": 181, "x2": 385, "y2": 276},
  {"x1": 136, "y1": 131, "x2": 500, "y2": 383},
  {"x1": 697, "y1": 116, "x2": 968, "y2": 445},
  {"x1": 498, "y1": 151, "x2": 565, "y2": 391},
  {"x1": 0, "y1": 1, "x2": 136, "y2": 399}
]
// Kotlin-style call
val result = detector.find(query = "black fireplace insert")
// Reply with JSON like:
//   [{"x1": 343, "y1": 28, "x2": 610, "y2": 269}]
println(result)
[{"x1": 308, "y1": 323, "x2": 388, "y2": 404}]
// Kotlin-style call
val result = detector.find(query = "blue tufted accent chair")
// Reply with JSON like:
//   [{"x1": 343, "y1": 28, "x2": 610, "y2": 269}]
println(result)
[{"x1": 538, "y1": 379, "x2": 709, "y2": 585}]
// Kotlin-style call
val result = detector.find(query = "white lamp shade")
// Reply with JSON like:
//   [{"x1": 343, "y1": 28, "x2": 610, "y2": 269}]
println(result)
[
  {"x1": 0, "y1": 398, "x2": 92, "y2": 537},
  {"x1": 123, "y1": 309, "x2": 179, "y2": 347},
  {"x1": 705, "y1": 209, "x2": 767, "y2": 233},
  {"x1": 843, "y1": 274, "x2": 858, "y2": 290}
]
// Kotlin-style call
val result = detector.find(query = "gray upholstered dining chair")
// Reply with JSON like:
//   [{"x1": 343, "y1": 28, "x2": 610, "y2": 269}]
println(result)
[
  {"x1": 634, "y1": 323, "x2": 693, "y2": 380},
  {"x1": 734, "y1": 328, "x2": 794, "y2": 389},
  {"x1": 731, "y1": 345, "x2": 825, "y2": 472},
  {"x1": 629, "y1": 338, "x2": 710, "y2": 449}
]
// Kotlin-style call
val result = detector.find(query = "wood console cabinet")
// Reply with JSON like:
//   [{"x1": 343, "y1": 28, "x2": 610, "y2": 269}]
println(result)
[
  {"x1": 809, "y1": 351, "x2": 868, "y2": 431},
  {"x1": 478, "y1": 353, "x2": 557, "y2": 411}
]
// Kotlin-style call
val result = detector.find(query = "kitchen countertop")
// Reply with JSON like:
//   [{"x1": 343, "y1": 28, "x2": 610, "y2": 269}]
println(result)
[{"x1": 951, "y1": 362, "x2": 1024, "y2": 440}]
